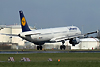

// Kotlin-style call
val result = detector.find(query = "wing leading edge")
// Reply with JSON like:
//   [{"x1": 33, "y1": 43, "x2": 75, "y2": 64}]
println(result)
[{"x1": 50, "y1": 30, "x2": 98, "y2": 42}]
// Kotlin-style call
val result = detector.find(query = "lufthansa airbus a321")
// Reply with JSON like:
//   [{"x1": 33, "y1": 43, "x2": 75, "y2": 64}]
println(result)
[{"x1": 1, "y1": 10, "x2": 98, "y2": 50}]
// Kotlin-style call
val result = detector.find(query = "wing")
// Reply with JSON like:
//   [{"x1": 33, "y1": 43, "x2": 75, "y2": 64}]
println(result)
[
  {"x1": 50, "y1": 30, "x2": 98, "y2": 42},
  {"x1": 50, "y1": 34, "x2": 84, "y2": 42},
  {"x1": 0, "y1": 33, "x2": 19, "y2": 37},
  {"x1": 84, "y1": 31, "x2": 98, "y2": 36}
]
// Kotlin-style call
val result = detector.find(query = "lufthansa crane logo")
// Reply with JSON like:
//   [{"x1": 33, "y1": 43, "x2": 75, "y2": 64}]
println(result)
[{"x1": 21, "y1": 17, "x2": 26, "y2": 26}]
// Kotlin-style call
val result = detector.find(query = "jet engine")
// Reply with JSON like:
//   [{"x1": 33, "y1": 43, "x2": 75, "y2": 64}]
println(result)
[{"x1": 69, "y1": 38, "x2": 80, "y2": 46}]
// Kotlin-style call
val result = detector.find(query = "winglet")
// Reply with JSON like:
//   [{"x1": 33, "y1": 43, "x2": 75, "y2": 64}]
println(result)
[{"x1": 19, "y1": 10, "x2": 31, "y2": 32}]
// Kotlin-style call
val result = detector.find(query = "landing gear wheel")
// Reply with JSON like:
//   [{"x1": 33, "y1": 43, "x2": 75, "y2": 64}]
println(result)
[
  {"x1": 40, "y1": 46, "x2": 42, "y2": 50},
  {"x1": 63, "y1": 45, "x2": 66, "y2": 50},
  {"x1": 37, "y1": 46, "x2": 39, "y2": 50},
  {"x1": 60, "y1": 40, "x2": 66, "y2": 50},
  {"x1": 37, "y1": 46, "x2": 42, "y2": 50},
  {"x1": 60, "y1": 46, "x2": 62, "y2": 50},
  {"x1": 60, "y1": 45, "x2": 66, "y2": 50}
]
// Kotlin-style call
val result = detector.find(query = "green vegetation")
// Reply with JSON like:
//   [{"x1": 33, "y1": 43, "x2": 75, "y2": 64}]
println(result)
[
  {"x1": 1, "y1": 61, "x2": 100, "y2": 67},
  {"x1": 0, "y1": 53, "x2": 100, "y2": 67}
]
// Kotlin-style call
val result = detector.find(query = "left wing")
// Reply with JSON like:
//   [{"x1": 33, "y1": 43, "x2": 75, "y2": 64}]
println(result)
[{"x1": 0, "y1": 33, "x2": 19, "y2": 36}]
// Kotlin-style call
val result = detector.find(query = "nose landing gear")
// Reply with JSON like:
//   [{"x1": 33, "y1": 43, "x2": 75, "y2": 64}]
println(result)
[{"x1": 37, "y1": 46, "x2": 42, "y2": 50}]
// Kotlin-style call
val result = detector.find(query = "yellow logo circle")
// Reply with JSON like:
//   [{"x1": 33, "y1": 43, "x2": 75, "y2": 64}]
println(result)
[{"x1": 21, "y1": 17, "x2": 26, "y2": 26}]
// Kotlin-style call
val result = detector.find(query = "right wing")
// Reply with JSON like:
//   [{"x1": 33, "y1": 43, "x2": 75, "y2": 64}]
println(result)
[
  {"x1": 50, "y1": 30, "x2": 98, "y2": 42},
  {"x1": 84, "y1": 31, "x2": 98, "y2": 36},
  {"x1": 50, "y1": 34, "x2": 84, "y2": 42}
]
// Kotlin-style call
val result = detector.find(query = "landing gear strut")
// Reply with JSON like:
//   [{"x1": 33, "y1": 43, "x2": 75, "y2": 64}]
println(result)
[
  {"x1": 37, "y1": 46, "x2": 42, "y2": 50},
  {"x1": 60, "y1": 40, "x2": 66, "y2": 50}
]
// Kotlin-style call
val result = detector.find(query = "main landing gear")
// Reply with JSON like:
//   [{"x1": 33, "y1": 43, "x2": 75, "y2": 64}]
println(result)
[
  {"x1": 37, "y1": 46, "x2": 42, "y2": 50},
  {"x1": 60, "y1": 41, "x2": 66, "y2": 50}
]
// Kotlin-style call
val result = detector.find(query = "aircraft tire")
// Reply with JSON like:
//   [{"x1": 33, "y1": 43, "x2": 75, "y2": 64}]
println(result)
[
  {"x1": 40, "y1": 46, "x2": 42, "y2": 50},
  {"x1": 60, "y1": 46, "x2": 62, "y2": 50},
  {"x1": 63, "y1": 45, "x2": 66, "y2": 50},
  {"x1": 60, "y1": 45, "x2": 66, "y2": 50},
  {"x1": 37, "y1": 46, "x2": 39, "y2": 50}
]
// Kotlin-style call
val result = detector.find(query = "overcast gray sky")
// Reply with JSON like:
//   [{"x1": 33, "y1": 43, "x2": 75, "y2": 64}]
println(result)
[{"x1": 0, "y1": 0, "x2": 100, "y2": 33}]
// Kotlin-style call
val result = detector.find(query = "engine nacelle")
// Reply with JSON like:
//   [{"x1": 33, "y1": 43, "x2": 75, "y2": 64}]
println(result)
[{"x1": 69, "y1": 38, "x2": 80, "y2": 46}]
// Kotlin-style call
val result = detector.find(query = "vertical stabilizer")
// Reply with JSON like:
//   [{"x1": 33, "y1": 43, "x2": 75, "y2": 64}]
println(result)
[{"x1": 19, "y1": 10, "x2": 31, "y2": 32}]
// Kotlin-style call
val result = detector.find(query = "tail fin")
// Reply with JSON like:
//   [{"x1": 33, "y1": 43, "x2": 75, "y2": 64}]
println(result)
[{"x1": 19, "y1": 10, "x2": 31, "y2": 32}]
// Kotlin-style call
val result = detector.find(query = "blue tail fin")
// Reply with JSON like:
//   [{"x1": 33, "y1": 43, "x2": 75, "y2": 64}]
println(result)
[{"x1": 19, "y1": 10, "x2": 31, "y2": 32}]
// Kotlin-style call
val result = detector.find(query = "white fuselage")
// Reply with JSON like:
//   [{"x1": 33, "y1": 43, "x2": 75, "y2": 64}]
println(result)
[{"x1": 19, "y1": 26, "x2": 81, "y2": 45}]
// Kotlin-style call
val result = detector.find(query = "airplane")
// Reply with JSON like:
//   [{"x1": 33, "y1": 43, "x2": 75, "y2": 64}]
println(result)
[{"x1": 1, "y1": 10, "x2": 98, "y2": 50}]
